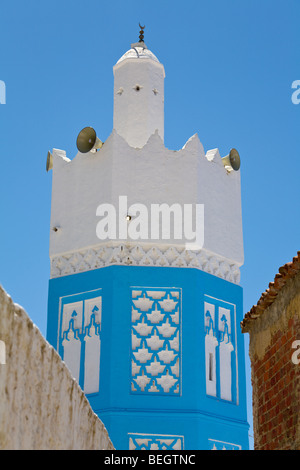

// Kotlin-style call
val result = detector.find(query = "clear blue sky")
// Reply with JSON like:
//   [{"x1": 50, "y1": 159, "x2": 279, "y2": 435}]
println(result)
[{"x1": 1, "y1": 0, "x2": 299, "y2": 449}]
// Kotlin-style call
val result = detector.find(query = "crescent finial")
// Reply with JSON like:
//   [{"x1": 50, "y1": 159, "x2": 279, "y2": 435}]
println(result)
[{"x1": 139, "y1": 23, "x2": 145, "y2": 43}]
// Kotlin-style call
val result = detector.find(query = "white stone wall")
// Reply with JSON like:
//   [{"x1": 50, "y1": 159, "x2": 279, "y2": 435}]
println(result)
[{"x1": 0, "y1": 285, "x2": 114, "y2": 450}]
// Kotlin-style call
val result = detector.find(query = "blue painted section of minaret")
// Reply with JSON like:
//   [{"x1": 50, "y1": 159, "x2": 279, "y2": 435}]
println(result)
[{"x1": 47, "y1": 265, "x2": 249, "y2": 450}]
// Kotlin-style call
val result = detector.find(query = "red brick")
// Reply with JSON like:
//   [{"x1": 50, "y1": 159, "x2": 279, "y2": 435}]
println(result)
[{"x1": 251, "y1": 323, "x2": 300, "y2": 450}]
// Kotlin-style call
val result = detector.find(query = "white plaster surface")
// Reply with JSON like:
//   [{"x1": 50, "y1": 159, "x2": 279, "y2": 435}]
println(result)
[
  {"x1": 49, "y1": 131, "x2": 243, "y2": 265},
  {"x1": 49, "y1": 44, "x2": 243, "y2": 272},
  {"x1": 219, "y1": 340, "x2": 234, "y2": 401},
  {"x1": 113, "y1": 51, "x2": 165, "y2": 148},
  {"x1": 0, "y1": 285, "x2": 114, "y2": 450},
  {"x1": 116, "y1": 46, "x2": 160, "y2": 64}
]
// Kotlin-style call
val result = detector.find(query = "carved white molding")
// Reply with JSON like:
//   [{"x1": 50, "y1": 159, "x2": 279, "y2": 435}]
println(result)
[
  {"x1": 208, "y1": 438, "x2": 241, "y2": 450},
  {"x1": 50, "y1": 242, "x2": 241, "y2": 284},
  {"x1": 59, "y1": 292, "x2": 102, "y2": 395},
  {"x1": 204, "y1": 296, "x2": 237, "y2": 403}
]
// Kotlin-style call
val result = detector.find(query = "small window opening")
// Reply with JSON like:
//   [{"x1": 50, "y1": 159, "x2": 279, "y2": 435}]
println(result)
[{"x1": 209, "y1": 353, "x2": 213, "y2": 381}]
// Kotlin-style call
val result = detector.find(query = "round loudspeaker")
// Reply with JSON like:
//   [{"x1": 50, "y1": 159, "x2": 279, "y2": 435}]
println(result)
[
  {"x1": 46, "y1": 151, "x2": 53, "y2": 172},
  {"x1": 228, "y1": 148, "x2": 240, "y2": 171},
  {"x1": 76, "y1": 127, "x2": 98, "y2": 153},
  {"x1": 222, "y1": 148, "x2": 241, "y2": 172}
]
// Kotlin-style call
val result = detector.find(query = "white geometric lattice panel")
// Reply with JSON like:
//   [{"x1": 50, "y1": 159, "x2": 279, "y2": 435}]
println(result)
[
  {"x1": 130, "y1": 287, "x2": 181, "y2": 396},
  {"x1": 129, "y1": 433, "x2": 184, "y2": 450}
]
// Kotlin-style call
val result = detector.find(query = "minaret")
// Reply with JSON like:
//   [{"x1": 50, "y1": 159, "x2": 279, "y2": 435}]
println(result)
[
  {"x1": 46, "y1": 27, "x2": 249, "y2": 450},
  {"x1": 113, "y1": 24, "x2": 165, "y2": 148}
]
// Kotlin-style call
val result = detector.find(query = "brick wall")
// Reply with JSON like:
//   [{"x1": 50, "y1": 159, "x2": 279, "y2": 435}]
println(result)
[
  {"x1": 0, "y1": 285, "x2": 114, "y2": 450},
  {"x1": 247, "y1": 273, "x2": 300, "y2": 450},
  {"x1": 251, "y1": 316, "x2": 300, "y2": 449}
]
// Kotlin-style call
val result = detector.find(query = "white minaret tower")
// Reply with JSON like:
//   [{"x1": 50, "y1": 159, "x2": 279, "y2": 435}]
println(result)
[
  {"x1": 47, "y1": 27, "x2": 249, "y2": 451},
  {"x1": 113, "y1": 25, "x2": 165, "y2": 148}
]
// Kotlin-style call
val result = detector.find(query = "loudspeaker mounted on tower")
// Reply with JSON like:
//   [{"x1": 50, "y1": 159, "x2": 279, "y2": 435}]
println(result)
[
  {"x1": 76, "y1": 127, "x2": 104, "y2": 153},
  {"x1": 221, "y1": 148, "x2": 241, "y2": 172}
]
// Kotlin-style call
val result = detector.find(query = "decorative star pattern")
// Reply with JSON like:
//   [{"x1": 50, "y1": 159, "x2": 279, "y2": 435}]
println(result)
[{"x1": 130, "y1": 288, "x2": 181, "y2": 396}]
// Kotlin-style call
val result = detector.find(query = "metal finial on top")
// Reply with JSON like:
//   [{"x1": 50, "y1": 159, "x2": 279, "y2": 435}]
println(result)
[
  {"x1": 139, "y1": 23, "x2": 145, "y2": 43},
  {"x1": 131, "y1": 24, "x2": 147, "y2": 50}
]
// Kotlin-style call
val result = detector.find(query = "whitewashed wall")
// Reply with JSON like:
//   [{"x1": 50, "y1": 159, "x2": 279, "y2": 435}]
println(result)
[{"x1": 0, "y1": 285, "x2": 114, "y2": 450}]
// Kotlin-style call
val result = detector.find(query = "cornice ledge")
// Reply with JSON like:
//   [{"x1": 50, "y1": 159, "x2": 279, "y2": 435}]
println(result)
[{"x1": 50, "y1": 242, "x2": 241, "y2": 284}]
